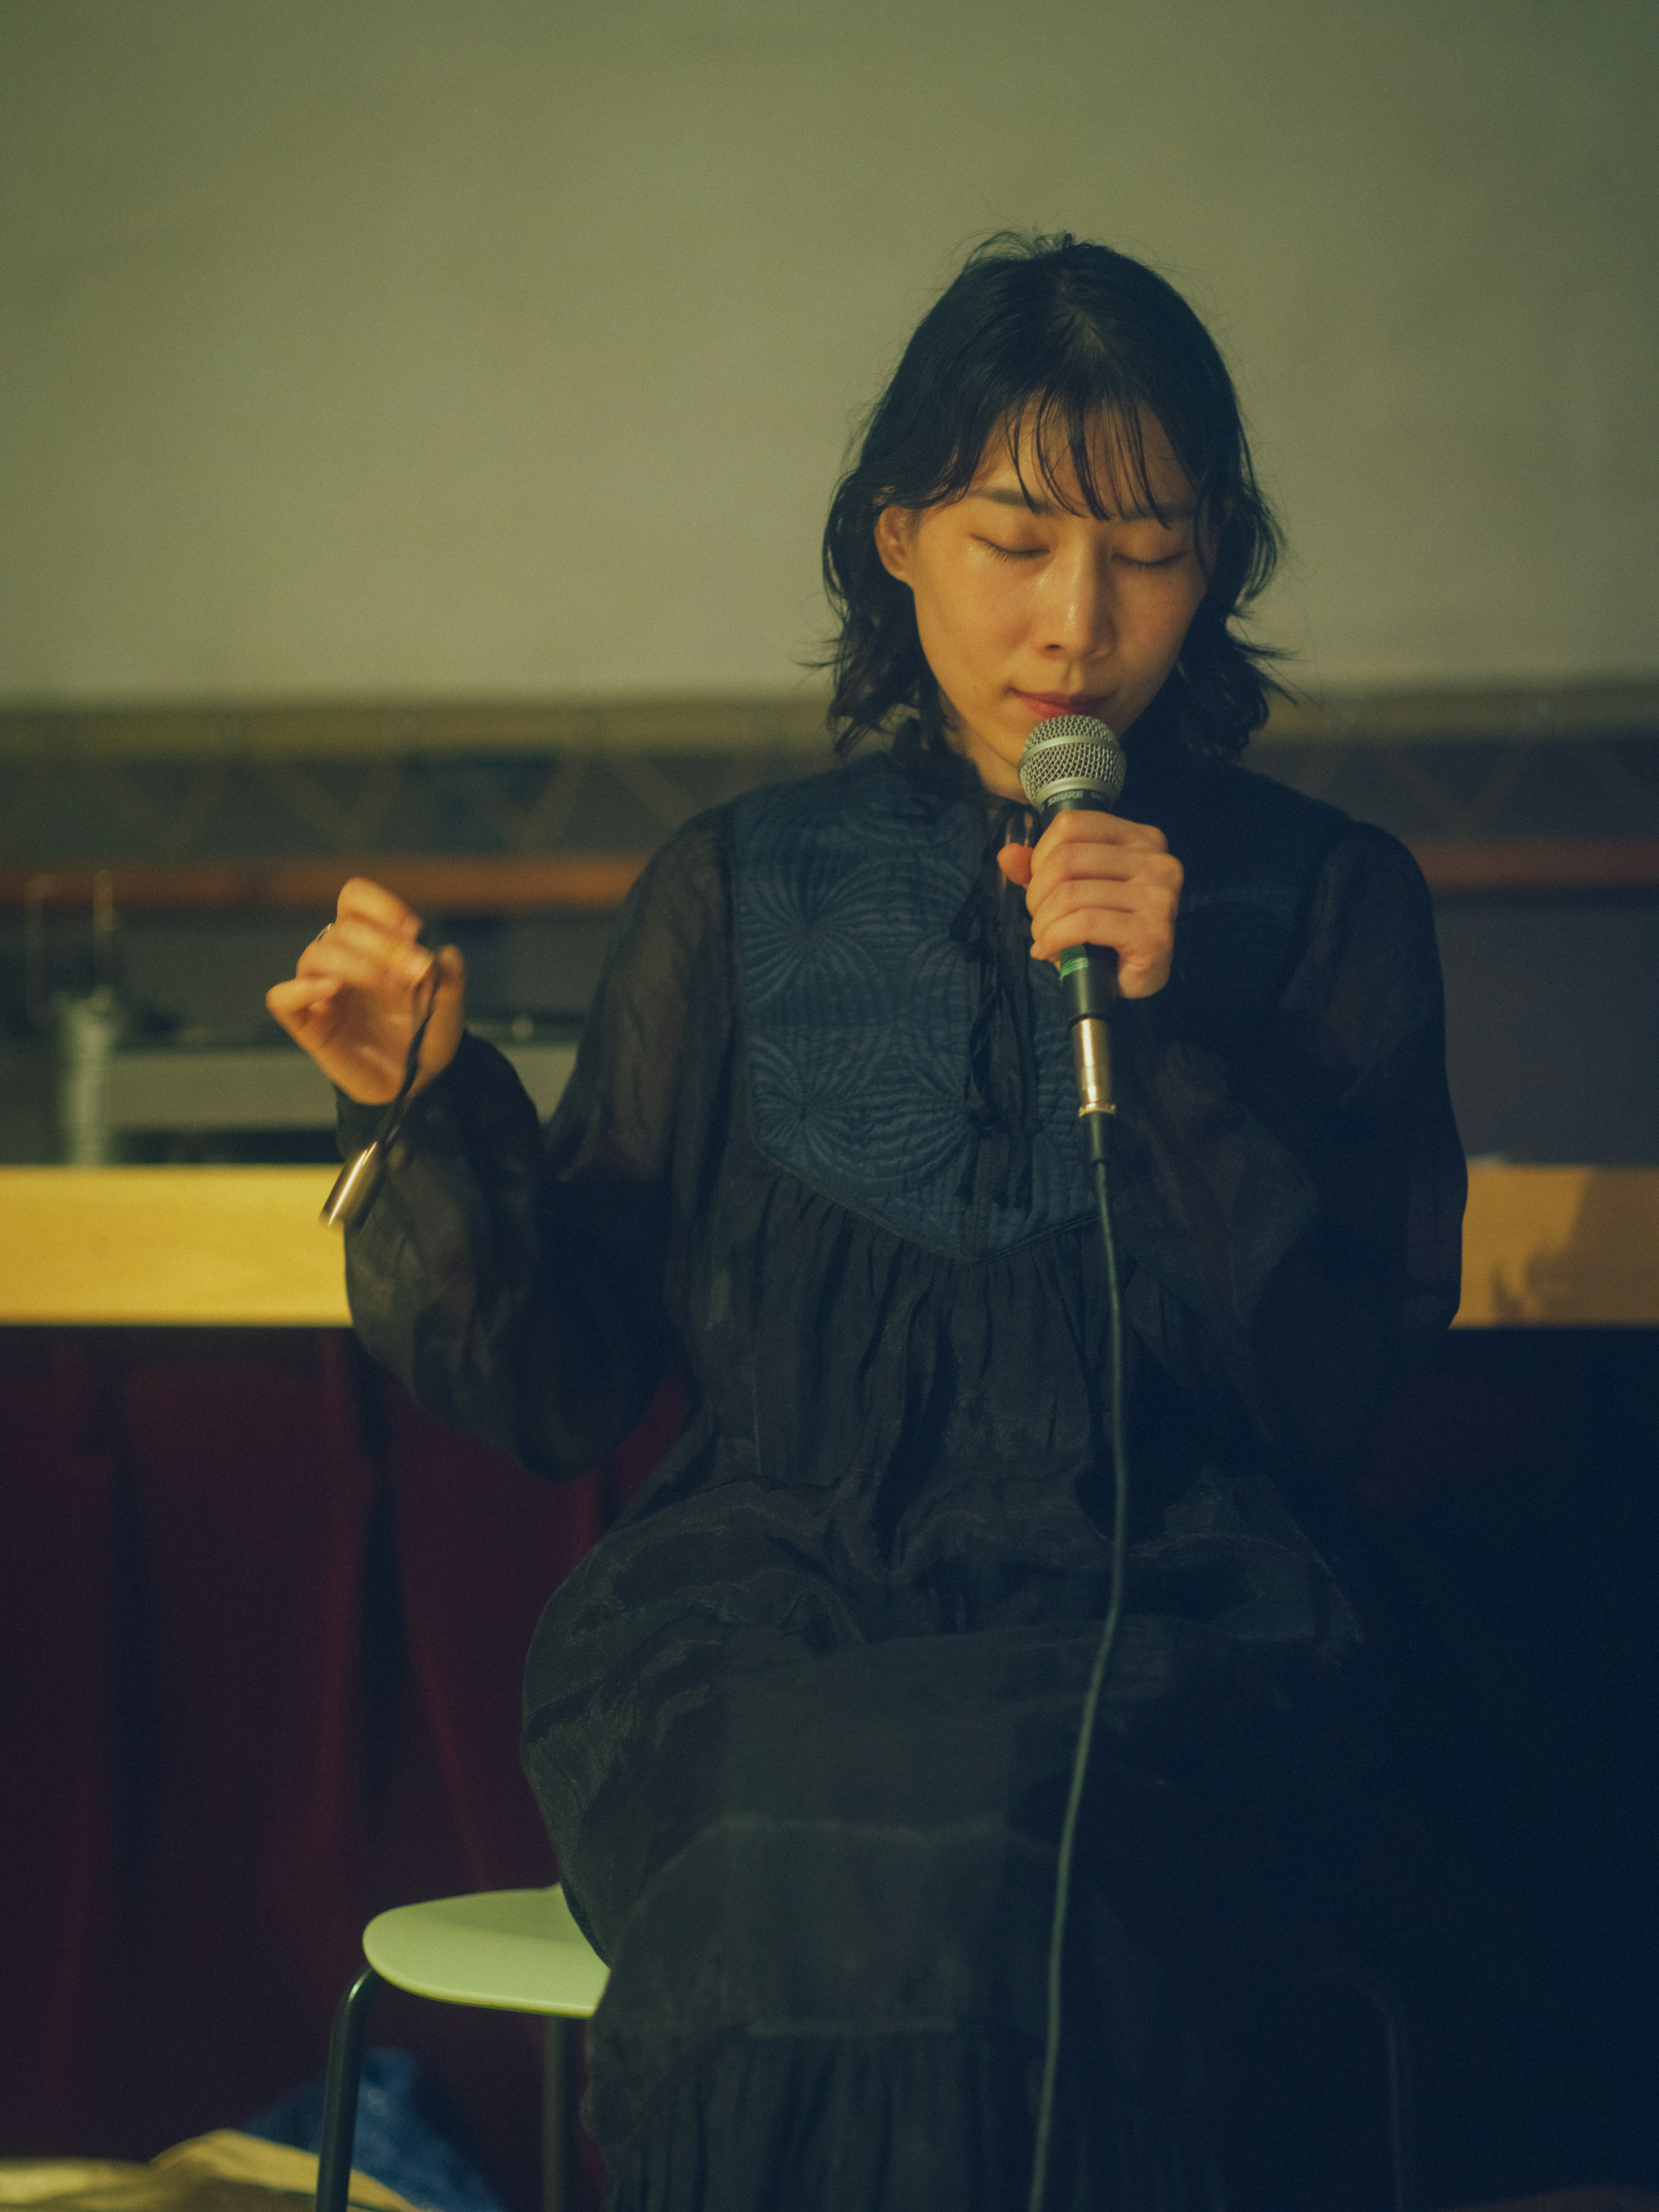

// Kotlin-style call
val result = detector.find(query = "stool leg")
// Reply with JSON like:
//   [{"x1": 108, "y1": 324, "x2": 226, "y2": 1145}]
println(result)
[
  {"x1": 1335, "y1": 1971, "x2": 1415, "y2": 2212},
  {"x1": 316, "y1": 1966, "x2": 382, "y2": 2212},
  {"x1": 1371, "y1": 1983, "x2": 1415, "y2": 2212},
  {"x1": 542, "y1": 2015, "x2": 573, "y2": 2212}
]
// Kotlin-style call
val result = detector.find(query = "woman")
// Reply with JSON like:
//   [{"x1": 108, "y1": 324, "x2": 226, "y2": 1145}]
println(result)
[{"x1": 269, "y1": 234, "x2": 1465, "y2": 2209}]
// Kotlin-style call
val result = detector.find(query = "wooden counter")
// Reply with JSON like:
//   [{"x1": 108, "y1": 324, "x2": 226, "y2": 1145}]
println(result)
[
  {"x1": 2, "y1": 1163, "x2": 1657, "y2": 1328},
  {"x1": 1, "y1": 1167, "x2": 351, "y2": 1325}
]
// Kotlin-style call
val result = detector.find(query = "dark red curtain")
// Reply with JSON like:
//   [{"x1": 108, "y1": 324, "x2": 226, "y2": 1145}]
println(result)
[{"x1": 0, "y1": 1326, "x2": 686, "y2": 2212}]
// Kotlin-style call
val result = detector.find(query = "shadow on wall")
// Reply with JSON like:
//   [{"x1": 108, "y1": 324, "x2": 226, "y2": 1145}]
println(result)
[
  {"x1": 1521, "y1": 1173, "x2": 1659, "y2": 1322},
  {"x1": 1512, "y1": 1174, "x2": 1659, "y2": 1325},
  {"x1": 1457, "y1": 1169, "x2": 1659, "y2": 1327}
]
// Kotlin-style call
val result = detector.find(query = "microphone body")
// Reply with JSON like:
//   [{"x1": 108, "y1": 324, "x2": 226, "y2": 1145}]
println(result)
[{"x1": 1016, "y1": 715, "x2": 1128, "y2": 1154}]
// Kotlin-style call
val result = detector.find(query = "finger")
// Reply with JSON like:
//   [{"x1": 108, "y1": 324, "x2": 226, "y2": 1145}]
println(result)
[
  {"x1": 329, "y1": 912, "x2": 435, "y2": 984},
  {"x1": 1029, "y1": 909, "x2": 1175, "y2": 997},
  {"x1": 265, "y1": 979, "x2": 346, "y2": 1055},
  {"x1": 295, "y1": 941, "x2": 418, "y2": 998},
  {"x1": 1028, "y1": 872, "x2": 1177, "y2": 952},
  {"x1": 414, "y1": 945, "x2": 466, "y2": 1044},
  {"x1": 266, "y1": 974, "x2": 340, "y2": 1026},
  {"x1": 1035, "y1": 810, "x2": 1169, "y2": 857},
  {"x1": 1028, "y1": 839, "x2": 1183, "y2": 906},
  {"x1": 1114, "y1": 943, "x2": 1174, "y2": 1000},
  {"x1": 406, "y1": 945, "x2": 468, "y2": 1096},
  {"x1": 996, "y1": 843, "x2": 1034, "y2": 887},
  {"x1": 297, "y1": 927, "x2": 433, "y2": 995},
  {"x1": 335, "y1": 876, "x2": 424, "y2": 937},
  {"x1": 1029, "y1": 869, "x2": 1179, "y2": 947},
  {"x1": 267, "y1": 973, "x2": 340, "y2": 1007},
  {"x1": 1032, "y1": 830, "x2": 1179, "y2": 877},
  {"x1": 1030, "y1": 903, "x2": 1158, "y2": 958},
  {"x1": 1031, "y1": 925, "x2": 1175, "y2": 985}
]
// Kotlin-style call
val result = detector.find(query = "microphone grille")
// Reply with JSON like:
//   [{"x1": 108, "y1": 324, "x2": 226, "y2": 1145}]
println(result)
[{"x1": 1017, "y1": 714, "x2": 1127, "y2": 813}]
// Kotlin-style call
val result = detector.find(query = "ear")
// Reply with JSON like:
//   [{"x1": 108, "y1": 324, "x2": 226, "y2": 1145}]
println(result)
[
  {"x1": 874, "y1": 504, "x2": 914, "y2": 584},
  {"x1": 1195, "y1": 494, "x2": 1229, "y2": 581}
]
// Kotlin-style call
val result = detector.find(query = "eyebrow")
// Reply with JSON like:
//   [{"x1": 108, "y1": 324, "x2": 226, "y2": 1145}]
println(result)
[{"x1": 973, "y1": 486, "x2": 1195, "y2": 523}]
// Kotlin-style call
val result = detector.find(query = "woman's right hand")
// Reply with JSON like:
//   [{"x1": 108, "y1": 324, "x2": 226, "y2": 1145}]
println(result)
[{"x1": 265, "y1": 877, "x2": 467, "y2": 1105}]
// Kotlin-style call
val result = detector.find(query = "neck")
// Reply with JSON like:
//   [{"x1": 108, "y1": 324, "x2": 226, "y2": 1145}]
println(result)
[{"x1": 941, "y1": 715, "x2": 1024, "y2": 801}]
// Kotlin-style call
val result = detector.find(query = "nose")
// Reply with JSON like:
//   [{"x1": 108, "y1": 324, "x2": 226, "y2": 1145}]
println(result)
[{"x1": 1037, "y1": 537, "x2": 1116, "y2": 665}]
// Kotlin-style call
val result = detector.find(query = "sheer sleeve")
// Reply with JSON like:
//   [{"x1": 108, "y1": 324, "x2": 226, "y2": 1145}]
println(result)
[
  {"x1": 339, "y1": 814, "x2": 730, "y2": 1480},
  {"x1": 1114, "y1": 823, "x2": 1466, "y2": 1491}
]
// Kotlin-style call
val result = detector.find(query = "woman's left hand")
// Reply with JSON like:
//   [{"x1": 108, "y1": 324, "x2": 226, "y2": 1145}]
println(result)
[{"x1": 997, "y1": 810, "x2": 1182, "y2": 1000}]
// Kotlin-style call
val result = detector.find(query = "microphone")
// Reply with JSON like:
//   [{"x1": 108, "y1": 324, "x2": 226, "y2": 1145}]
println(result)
[{"x1": 1017, "y1": 714, "x2": 1128, "y2": 1154}]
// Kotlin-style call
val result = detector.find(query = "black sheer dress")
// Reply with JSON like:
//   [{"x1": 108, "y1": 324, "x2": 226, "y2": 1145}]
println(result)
[{"x1": 339, "y1": 728, "x2": 1465, "y2": 2211}]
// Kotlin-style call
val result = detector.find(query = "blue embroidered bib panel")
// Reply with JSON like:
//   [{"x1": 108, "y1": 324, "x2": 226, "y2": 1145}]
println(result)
[
  {"x1": 730, "y1": 748, "x2": 1351, "y2": 1263},
  {"x1": 731, "y1": 754, "x2": 1094, "y2": 1258}
]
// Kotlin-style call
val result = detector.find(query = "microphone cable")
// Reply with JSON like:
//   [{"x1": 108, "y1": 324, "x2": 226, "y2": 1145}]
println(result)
[
  {"x1": 1025, "y1": 1118, "x2": 1131, "y2": 2212},
  {"x1": 1014, "y1": 710, "x2": 1136, "y2": 2210}
]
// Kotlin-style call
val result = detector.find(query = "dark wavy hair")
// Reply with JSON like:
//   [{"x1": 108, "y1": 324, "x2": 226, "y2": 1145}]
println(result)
[{"x1": 821, "y1": 232, "x2": 1287, "y2": 762}]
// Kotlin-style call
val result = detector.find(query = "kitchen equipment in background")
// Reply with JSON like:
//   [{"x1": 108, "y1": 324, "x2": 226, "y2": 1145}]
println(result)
[
  {"x1": 104, "y1": 1019, "x2": 577, "y2": 1154},
  {"x1": 28, "y1": 871, "x2": 128, "y2": 1167}
]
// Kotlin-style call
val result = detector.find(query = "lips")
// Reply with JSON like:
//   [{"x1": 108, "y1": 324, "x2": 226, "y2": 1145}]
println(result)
[{"x1": 1014, "y1": 690, "x2": 1110, "y2": 715}]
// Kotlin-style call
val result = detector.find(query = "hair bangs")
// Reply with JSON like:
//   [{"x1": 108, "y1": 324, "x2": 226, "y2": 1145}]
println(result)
[{"x1": 1016, "y1": 381, "x2": 1167, "y2": 527}]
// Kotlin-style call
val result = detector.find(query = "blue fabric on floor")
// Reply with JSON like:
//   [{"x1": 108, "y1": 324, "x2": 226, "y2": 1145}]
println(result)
[{"x1": 243, "y1": 2046, "x2": 509, "y2": 2212}]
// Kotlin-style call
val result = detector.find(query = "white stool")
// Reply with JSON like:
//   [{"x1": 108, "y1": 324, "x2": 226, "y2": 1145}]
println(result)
[{"x1": 315, "y1": 1885, "x2": 609, "y2": 2212}]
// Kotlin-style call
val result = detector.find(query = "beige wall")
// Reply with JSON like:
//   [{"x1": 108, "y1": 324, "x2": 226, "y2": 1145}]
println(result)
[{"x1": 1, "y1": 0, "x2": 1654, "y2": 706}]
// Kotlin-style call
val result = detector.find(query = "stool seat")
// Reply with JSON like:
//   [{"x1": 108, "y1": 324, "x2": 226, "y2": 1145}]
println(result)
[
  {"x1": 363, "y1": 1885, "x2": 609, "y2": 2017},
  {"x1": 318, "y1": 1886, "x2": 608, "y2": 2212}
]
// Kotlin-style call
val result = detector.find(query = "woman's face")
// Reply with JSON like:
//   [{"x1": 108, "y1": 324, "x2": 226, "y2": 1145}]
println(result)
[{"x1": 874, "y1": 408, "x2": 1211, "y2": 798}]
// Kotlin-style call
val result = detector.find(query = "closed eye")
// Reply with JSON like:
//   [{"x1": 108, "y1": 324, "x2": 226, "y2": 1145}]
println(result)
[{"x1": 978, "y1": 536, "x2": 1187, "y2": 571}]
